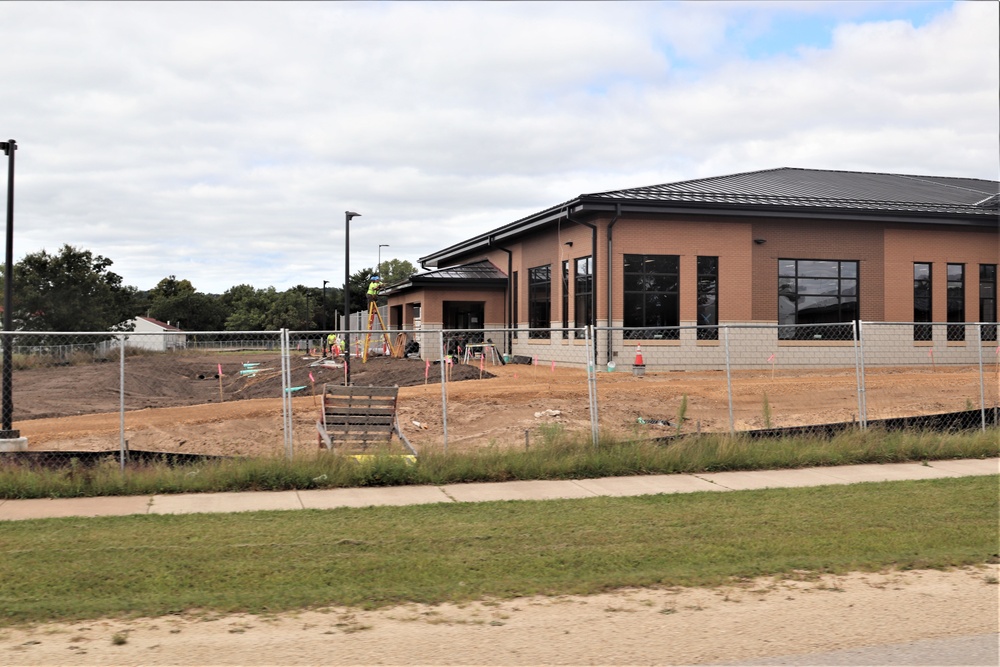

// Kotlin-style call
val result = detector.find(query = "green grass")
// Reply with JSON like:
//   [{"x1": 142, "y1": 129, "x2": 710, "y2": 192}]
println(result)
[
  {"x1": 0, "y1": 475, "x2": 995, "y2": 626},
  {"x1": 1, "y1": 428, "x2": 997, "y2": 499}
]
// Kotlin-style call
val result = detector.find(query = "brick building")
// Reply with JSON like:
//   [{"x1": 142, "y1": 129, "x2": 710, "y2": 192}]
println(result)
[{"x1": 385, "y1": 167, "x2": 998, "y2": 367}]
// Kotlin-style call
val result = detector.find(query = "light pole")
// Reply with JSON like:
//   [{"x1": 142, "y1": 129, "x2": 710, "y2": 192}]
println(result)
[
  {"x1": 0, "y1": 139, "x2": 19, "y2": 442},
  {"x1": 322, "y1": 280, "x2": 329, "y2": 330},
  {"x1": 344, "y1": 211, "x2": 360, "y2": 385},
  {"x1": 377, "y1": 244, "x2": 389, "y2": 277}
]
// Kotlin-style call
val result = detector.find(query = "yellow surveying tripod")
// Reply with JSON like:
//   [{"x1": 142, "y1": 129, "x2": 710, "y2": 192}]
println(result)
[{"x1": 362, "y1": 300, "x2": 394, "y2": 362}]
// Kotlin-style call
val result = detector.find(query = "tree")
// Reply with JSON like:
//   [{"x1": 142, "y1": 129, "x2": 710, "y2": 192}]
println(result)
[
  {"x1": 147, "y1": 276, "x2": 225, "y2": 331},
  {"x1": 222, "y1": 284, "x2": 273, "y2": 331},
  {"x1": 348, "y1": 268, "x2": 375, "y2": 315},
  {"x1": 221, "y1": 285, "x2": 315, "y2": 331},
  {"x1": 4, "y1": 245, "x2": 137, "y2": 331},
  {"x1": 264, "y1": 289, "x2": 311, "y2": 330},
  {"x1": 376, "y1": 258, "x2": 418, "y2": 287}
]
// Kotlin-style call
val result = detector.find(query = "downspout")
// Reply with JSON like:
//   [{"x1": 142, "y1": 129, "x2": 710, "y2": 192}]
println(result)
[
  {"x1": 564, "y1": 207, "x2": 599, "y2": 363},
  {"x1": 488, "y1": 235, "x2": 513, "y2": 355},
  {"x1": 606, "y1": 203, "x2": 621, "y2": 364}
]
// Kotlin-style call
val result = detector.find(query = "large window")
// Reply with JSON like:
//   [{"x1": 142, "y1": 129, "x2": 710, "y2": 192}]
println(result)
[
  {"x1": 528, "y1": 265, "x2": 551, "y2": 339},
  {"x1": 697, "y1": 256, "x2": 718, "y2": 340},
  {"x1": 981, "y1": 264, "x2": 997, "y2": 342},
  {"x1": 778, "y1": 259, "x2": 858, "y2": 339},
  {"x1": 574, "y1": 256, "x2": 593, "y2": 330},
  {"x1": 914, "y1": 263, "x2": 932, "y2": 341},
  {"x1": 623, "y1": 254, "x2": 679, "y2": 339},
  {"x1": 947, "y1": 263, "x2": 965, "y2": 341}
]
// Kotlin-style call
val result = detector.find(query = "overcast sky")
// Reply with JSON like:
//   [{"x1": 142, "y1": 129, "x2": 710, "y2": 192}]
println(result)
[{"x1": 1, "y1": 1, "x2": 997, "y2": 295}]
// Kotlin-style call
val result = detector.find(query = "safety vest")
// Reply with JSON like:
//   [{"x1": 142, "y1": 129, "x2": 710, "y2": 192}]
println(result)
[{"x1": 367, "y1": 280, "x2": 381, "y2": 296}]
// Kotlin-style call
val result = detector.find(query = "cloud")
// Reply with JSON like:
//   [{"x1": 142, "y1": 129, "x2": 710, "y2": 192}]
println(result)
[{"x1": 0, "y1": 1, "x2": 995, "y2": 295}]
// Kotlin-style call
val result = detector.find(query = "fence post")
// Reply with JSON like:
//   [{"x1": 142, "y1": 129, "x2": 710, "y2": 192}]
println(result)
[
  {"x1": 119, "y1": 333, "x2": 126, "y2": 471},
  {"x1": 439, "y1": 330, "x2": 448, "y2": 454},
  {"x1": 854, "y1": 320, "x2": 867, "y2": 430},
  {"x1": 586, "y1": 325, "x2": 599, "y2": 447},
  {"x1": 724, "y1": 325, "x2": 734, "y2": 434},
  {"x1": 281, "y1": 329, "x2": 293, "y2": 460},
  {"x1": 977, "y1": 323, "x2": 986, "y2": 432}
]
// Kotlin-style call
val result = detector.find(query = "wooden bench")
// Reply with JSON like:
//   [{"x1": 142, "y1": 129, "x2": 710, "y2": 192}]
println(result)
[{"x1": 316, "y1": 384, "x2": 416, "y2": 456}]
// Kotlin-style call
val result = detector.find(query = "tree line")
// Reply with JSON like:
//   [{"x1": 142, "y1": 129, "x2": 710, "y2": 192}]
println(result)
[{"x1": 0, "y1": 245, "x2": 417, "y2": 332}]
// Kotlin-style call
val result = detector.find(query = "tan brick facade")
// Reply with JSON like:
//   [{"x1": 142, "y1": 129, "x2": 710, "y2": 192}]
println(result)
[
  {"x1": 393, "y1": 213, "x2": 997, "y2": 336},
  {"x1": 883, "y1": 225, "x2": 999, "y2": 322}
]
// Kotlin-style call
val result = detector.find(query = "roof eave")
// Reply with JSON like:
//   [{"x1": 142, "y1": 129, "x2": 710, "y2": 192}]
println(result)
[{"x1": 420, "y1": 198, "x2": 996, "y2": 267}]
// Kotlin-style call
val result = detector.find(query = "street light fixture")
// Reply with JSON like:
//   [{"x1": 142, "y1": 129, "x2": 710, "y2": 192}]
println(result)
[
  {"x1": 0, "y1": 139, "x2": 22, "y2": 444},
  {"x1": 377, "y1": 244, "x2": 389, "y2": 276},
  {"x1": 344, "y1": 211, "x2": 361, "y2": 385}
]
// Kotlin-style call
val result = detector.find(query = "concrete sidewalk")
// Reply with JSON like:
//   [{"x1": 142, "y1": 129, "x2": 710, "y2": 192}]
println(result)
[{"x1": 0, "y1": 458, "x2": 996, "y2": 522}]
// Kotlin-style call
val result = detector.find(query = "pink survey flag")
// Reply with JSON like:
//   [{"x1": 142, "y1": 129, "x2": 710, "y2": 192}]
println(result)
[{"x1": 218, "y1": 363, "x2": 223, "y2": 375}]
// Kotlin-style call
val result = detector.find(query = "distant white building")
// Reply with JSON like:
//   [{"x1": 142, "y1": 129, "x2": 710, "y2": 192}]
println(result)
[{"x1": 123, "y1": 316, "x2": 187, "y2": 352}]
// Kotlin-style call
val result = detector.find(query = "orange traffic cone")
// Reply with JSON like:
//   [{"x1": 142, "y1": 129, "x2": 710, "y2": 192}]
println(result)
[{"x1": 634, "y1": 344, "x2": 644, "y2": 366}]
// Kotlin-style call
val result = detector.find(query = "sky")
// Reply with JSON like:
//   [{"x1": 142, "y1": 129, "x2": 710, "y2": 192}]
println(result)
[{"x1": 0, "y1": 1, "x2": 997, "y2": 295}]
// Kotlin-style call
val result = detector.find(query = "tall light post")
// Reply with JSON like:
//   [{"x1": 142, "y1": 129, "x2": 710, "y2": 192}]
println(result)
[
  {"x1": 377, "y1": 244, "x2": 389, "y2": 277},
  {"x1": 0, "y1": 139, "x2": 19, "y2": 442},
  {"x1": 344, "y1": 211, "x2": 360, "y2": 385},
  {"x1": 322, "y1": 280, "x2": 329, "y2": 330}
]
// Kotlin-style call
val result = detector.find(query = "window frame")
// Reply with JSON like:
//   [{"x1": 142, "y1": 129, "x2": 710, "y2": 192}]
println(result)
[
  {"x1": 913, "y1": 262, "x2": 932, "y2": 341},
  {"x1": 980, "y1": 264, "x2": 997, "y2": 342},
  {"x1": 622, "y1": 254, "x2": 680, "y2": 340},
  {"x1": 697, "y1": 256, "x2": 718, "y2": 341},
  {"x1": 527, "y1": 264, "x2": 551, "y2": 340},
  {"x1": 777, "y1": 258, "x2": 858, "y2": 340},
  {"x1": 574, "y1": 255, "x2": 593, "y2": 332},
  {"x1": 946, "y1": 263, "x2": 965, "y2": 341},
  {"x1": 511, "y1": 270, "x2": 518, "y2": 339},
  {"x1": 561, "y1": 260, "x2": 569, "y2": 339}
]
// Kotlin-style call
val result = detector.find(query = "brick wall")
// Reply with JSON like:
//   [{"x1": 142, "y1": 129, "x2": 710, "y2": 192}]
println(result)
[{"x1": 883, "y1": 225, "x2": 999, "y2": 322}]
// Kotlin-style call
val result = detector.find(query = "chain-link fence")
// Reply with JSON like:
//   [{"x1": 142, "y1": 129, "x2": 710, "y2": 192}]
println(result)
[
  {"x1": 1, "y1": 321, "x2": 996, "y2": 471},
  {"x1": 858, "y1": 322, "x2": 997, "y2": 431}
]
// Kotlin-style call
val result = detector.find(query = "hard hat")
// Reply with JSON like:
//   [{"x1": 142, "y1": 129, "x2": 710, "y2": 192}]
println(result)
[{"x1": 372, "y1": 275, "x2": 380, "y2": 280}]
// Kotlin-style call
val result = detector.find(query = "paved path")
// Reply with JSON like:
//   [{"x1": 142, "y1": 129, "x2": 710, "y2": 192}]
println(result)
[{"x1": 1, "y1": 458, "x2": 996, "y2": 521}]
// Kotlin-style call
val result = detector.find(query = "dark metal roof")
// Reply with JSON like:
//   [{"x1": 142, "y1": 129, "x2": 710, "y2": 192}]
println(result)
[
  {"x1": 586, "y1": 167, "x2": 999, "y2": 216},
  {"x1": 420, "y1": 167, "x2": 999, "y2": 267},
  {"x1": 384, "y1": 259, "x2": 507, "y2": 295}
]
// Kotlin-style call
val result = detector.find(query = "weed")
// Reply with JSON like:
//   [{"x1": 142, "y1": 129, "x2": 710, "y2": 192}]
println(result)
[
  {"x1": 761, "y1": 392, "x2": 773, "y2": 429},
  {"x1": 676, "y1": 394, "x2": 688, "y2": 435},
  {"x1": 110, "y1": 632, "x2": 128, "y2": 646},
  {"x1": 0, "y1": 428, "x2": 996, "y2": 499}
]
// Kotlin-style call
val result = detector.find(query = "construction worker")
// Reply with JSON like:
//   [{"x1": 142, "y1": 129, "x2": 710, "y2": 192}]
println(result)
[
  {"x1": 326, "y1": 332, "x2": 345, "y2": 359},
  {"x1": 367, "y1": 274, "x2": 382, "y2": 306}
]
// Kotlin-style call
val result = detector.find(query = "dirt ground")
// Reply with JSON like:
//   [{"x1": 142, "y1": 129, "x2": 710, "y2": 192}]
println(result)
[
  {"x1": 2, "y1": 566, "x2": 996, "y2": 666},
  {"x1": 13, "y1": 353, "x2": 998, "y2": 457}
]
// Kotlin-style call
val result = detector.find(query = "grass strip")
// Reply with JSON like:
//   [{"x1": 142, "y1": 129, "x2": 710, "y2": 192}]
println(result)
[
  {"x1": 1, "y1": 428, "x2": 997, "y2": 498},
  {"x1": 0, "y1": 475, "x2": 995, "y2": 626}
]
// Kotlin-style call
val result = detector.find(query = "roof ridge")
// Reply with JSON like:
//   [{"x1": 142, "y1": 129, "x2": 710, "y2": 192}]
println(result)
[
  {"x1": 585, "y1": 167, "x2": 788, "y2": 197},
  {"x1": 588, "y1": 167, "x2": 999, "y2": 198}
]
